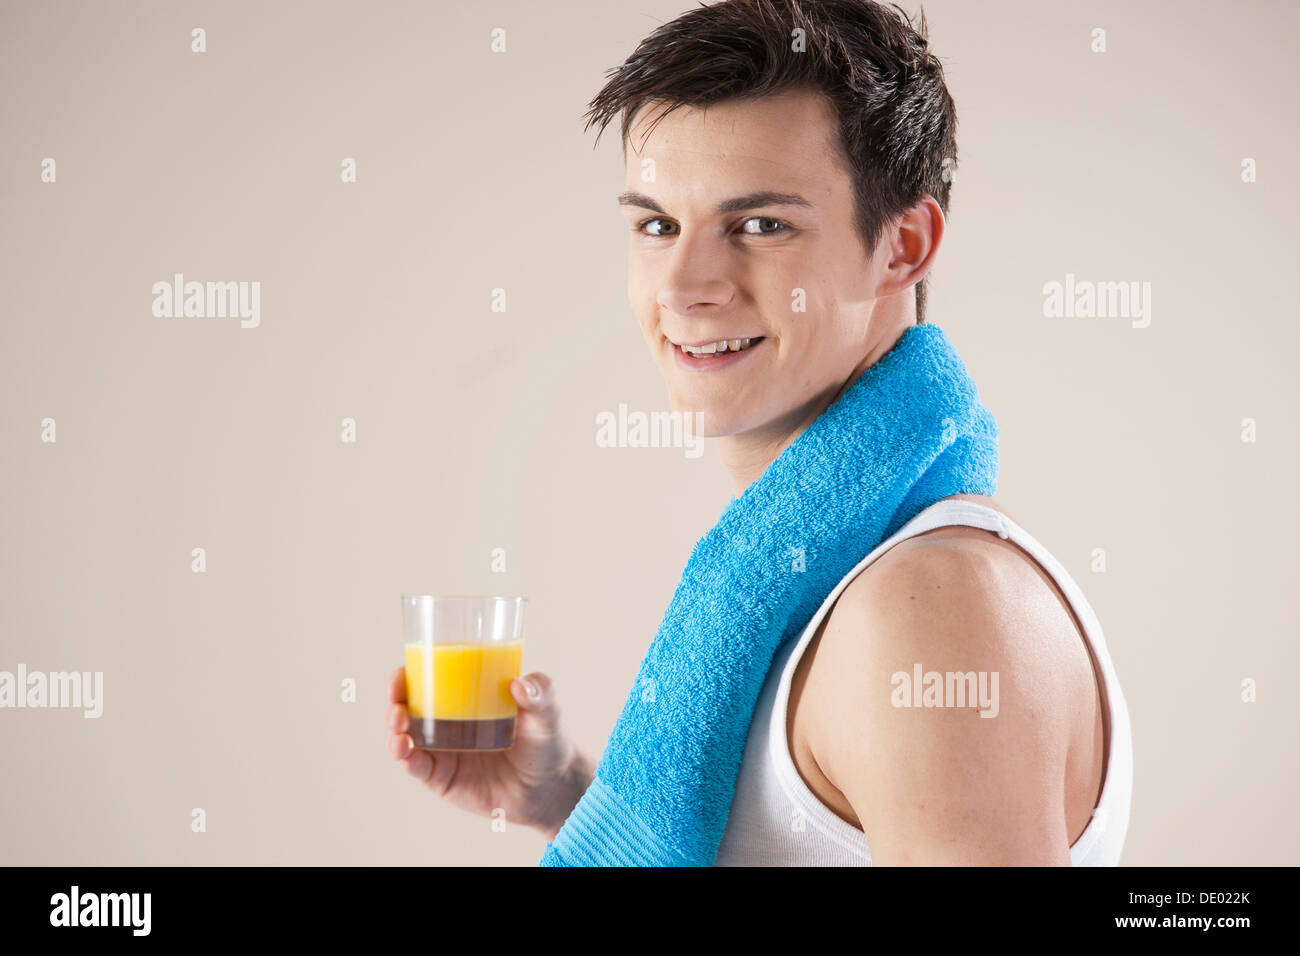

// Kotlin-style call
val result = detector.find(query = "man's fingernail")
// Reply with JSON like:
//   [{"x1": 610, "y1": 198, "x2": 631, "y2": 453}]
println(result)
[{"x1": 524, "y1": 678, "x2": 540, "y2": 699}]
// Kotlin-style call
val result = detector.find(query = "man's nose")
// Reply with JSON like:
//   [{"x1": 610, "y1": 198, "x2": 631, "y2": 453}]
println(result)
[{"x1": 655, "y1": 231, "x2": 736, "y2": 317}]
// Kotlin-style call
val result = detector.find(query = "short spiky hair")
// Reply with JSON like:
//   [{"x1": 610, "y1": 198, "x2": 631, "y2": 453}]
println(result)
[{"x1": 583, "y1": 0, "x2": 957, "y2": 324}]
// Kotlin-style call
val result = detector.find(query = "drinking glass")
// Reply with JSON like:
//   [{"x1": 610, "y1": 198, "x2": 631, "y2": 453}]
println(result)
[{"x1": 401, "y1": 595, "x2": 527, "y2": 751}]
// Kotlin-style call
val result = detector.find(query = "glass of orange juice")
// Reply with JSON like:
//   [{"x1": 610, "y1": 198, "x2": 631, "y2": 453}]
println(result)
[{"x1": 401, "y1": 595, "x2": 527, "y2": 751}]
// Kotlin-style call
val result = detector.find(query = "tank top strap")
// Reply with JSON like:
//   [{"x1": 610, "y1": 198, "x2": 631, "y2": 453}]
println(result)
[{"x1": 893, "y1": 496, "x2": 1013, "y2": 542}]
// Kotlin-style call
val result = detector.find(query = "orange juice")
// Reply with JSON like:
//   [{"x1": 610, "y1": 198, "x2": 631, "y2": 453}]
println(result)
[{"x1": 404, "y1": 641, "x2": 524, "y2": 750}]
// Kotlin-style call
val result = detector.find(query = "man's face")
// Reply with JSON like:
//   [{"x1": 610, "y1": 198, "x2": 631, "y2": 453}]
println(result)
[{"x1": 619, "y1": 87, "x2": 885, "y2": 439}]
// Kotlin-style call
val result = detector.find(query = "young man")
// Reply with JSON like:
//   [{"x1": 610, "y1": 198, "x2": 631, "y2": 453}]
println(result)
[{"x1": 387, "y1": 0, "x2": 1131, "y2": 866}]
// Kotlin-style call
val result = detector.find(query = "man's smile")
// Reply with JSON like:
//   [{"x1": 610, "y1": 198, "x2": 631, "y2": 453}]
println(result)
[{"x1": 667, "y1": 334, "x2": 769, "y2": 371}]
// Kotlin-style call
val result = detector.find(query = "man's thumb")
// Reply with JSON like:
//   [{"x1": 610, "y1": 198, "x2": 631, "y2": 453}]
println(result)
[{"x1": 511, "y1": 673, "x2": 549, "y2": 709}]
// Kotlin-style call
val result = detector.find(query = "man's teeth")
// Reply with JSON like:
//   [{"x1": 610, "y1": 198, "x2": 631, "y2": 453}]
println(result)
[{"x1": 679, "y1": 337, "x2": 759, "y2": 356}]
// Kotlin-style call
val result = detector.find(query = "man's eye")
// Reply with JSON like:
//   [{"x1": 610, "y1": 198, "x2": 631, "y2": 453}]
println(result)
[
  {"x1": 741, "y1": 216, "x2": 789, "y2": 235},
  {"x1": 637, "y1": 218, "x2": 679, "y2": 236}
]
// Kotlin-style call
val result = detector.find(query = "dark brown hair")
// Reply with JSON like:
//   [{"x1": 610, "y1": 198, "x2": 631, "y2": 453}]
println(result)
[{"x1": 584, "y1": 0, "x2": 957, "y2": 324}]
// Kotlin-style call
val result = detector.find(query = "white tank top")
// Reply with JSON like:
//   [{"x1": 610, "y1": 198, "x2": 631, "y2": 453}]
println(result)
[{"x1": 713, "y1": 497, "x2": 1133, "y2": 866}]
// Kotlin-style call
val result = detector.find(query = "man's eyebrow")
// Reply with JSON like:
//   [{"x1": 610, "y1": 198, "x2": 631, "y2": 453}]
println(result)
[{"x1": 616, "y1": 190, "x2": 813, "y2": 215}]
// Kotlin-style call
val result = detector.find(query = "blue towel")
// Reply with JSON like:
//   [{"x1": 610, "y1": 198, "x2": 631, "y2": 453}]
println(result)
[{"x1": 540, "y1": 322, "x2": 1000, "y2": 866}]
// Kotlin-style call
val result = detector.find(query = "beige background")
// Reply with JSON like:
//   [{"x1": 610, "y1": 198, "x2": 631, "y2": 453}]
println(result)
[{"x1": 1, "y1": 0, "x2": 1296, "y2": 866}]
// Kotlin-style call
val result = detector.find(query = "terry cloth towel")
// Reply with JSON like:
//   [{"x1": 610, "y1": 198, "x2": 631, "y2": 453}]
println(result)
[{"x1": 539, "y1": 322, "x2": 1000, "y2": 866}]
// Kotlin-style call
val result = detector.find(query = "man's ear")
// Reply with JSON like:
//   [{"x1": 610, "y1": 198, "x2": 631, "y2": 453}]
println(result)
[{"x1": 879, "y1": 196, "x2": 945, "y2": 298}]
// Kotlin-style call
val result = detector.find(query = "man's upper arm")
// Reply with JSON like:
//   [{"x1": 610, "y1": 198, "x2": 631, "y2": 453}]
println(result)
[{"x1": 805, "y1": 536, "x2": 1076, "y2": 865}]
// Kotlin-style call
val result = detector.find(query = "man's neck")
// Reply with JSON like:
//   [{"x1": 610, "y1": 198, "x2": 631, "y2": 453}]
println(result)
[
  {"x1": 716, "y1": 390, "x2": 837, "y2": 498},
  {"x1": 717, "y1": 316, "x2": 913, "y2": 499}
]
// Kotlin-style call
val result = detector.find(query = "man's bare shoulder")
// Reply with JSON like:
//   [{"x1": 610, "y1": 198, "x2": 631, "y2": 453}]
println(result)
[
  {"x1": 812, "y1": 519, "x2": 1066, "y2": 678},
  {"x1": 807, "y1": 499, "x2": 1089, "y2": 714},
  {"x1": 795, "y1": 508, "x2": 1090, "y2": 863}
]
